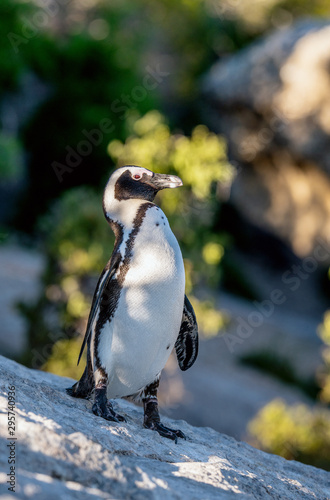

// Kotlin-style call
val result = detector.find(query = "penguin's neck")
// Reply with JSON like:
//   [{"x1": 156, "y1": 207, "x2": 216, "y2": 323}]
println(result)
[
  {"x1": 105, "y1": 198, "x2": 157, "y2": 259},
  {"x1": 106, "y1": 198, "x2": 154, "y2": 230}
]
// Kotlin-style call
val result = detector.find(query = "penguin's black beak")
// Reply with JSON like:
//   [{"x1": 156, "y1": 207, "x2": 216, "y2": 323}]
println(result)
[{"x1": 149, "y1": 173, "x2": 183, "y2": 190}]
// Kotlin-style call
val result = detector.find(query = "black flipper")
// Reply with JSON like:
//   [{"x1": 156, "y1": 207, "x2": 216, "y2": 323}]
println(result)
[
  {"x1": 67, "y1": 250, "x2": 122, "y2": 398},
  {"x1": 142, "y1": 378, "x2": 186, "y2": 443},
  {"x1": 77, "y1": 251, "x2": 121, "y2": 366},
  {"x1": 175, "y1": 294, "x2": 198, "y2": 371},
  {"x1": 66, "y1": 332, "x2": 94, "y2": 398}
]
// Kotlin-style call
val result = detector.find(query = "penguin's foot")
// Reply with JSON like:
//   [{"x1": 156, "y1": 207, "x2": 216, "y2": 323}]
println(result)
[
  {"x1": 142, "y1": 394, "x2": 185, "y2": 443},
  {"x1": 144, "y1": 421, "x2": 186, "y2": 443},
  {"x1": 92, "y1": 399, "x2": 126, "y2": 422},
  {"x1": 92, "y1": 385, "x2": 126, "y2": 423}
]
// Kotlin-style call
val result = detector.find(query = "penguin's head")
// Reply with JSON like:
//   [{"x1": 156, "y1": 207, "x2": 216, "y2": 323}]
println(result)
[{"x1": 103, "y1": 165, "x2": 183, "y2": 222}]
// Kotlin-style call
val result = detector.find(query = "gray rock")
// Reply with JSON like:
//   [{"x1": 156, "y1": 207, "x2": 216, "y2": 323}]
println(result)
[
  {"x1": 203, "y1": 19, "x2": 330, "y2": 171},
  {"x1": 0, "y1": 355, "x2": 329, "y2": 499},
  {"x1": 203, "y1": 20, "x2": 330, "y2": 258}
]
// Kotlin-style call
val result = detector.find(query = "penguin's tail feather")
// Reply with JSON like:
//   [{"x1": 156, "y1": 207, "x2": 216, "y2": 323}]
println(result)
[{"x1": 66, "y1": 365, "x2": 94, "y2": 399}]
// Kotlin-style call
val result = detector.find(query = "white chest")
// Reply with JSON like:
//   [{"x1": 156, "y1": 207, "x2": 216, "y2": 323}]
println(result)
[{"x1": 97, "y1": 207, "x2": 185, "y2": 398}]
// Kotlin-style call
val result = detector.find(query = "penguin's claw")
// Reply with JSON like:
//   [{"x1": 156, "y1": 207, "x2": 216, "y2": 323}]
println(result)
[
  {"x1": 172, "y1": 428, "x2": 186, "y2": 440},
  {"x1": 106, "y1": 402, "x2": 126, "y2": 422},
  {"x1": 92, "y1": 401, "x2": 120, "y2": 422},
  {"x1": 144, "y1": 421, "x2": 186, "y2": 443}
]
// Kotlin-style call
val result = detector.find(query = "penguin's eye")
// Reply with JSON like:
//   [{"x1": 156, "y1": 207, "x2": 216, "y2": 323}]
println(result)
[{"x1": 132, "y1": 173, "x2": 142, "y2": 180}]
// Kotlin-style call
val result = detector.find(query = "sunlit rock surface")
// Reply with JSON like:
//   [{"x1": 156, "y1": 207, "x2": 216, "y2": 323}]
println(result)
[
  {"x1": 203, "y1": 20, "x2": 330, "y2": 258},
  {"x1": 0, "y1": 355, "x2": 329, "y2": 499}
]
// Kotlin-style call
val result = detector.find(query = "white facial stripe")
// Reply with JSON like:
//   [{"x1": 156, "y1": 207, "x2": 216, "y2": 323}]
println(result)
[{"x1": 127, "y1": 167, "x2": 153, "y2": 178}]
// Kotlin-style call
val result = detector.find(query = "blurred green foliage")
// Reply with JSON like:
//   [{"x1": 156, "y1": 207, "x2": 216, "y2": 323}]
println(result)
[
  {"x1": 43, "y1": 337, "x2": 85, "y2": 380},
  {"x1": 18, "y1": 2, "x2": 160, "y2": 228},
  {"x1": 42, "y1": 187, "x2": 114, "y2": 277},
  {"x1": 248, "y1": 309, "x2": 330, "y2": 471},
  {"x1": 5, "y1": 0, "x2": 322, "y2": 228},
  {"x1": 271, "y1": 0, "x2": 330, "y2": 18},
  {"x1": 0, "y1": 133, "x2": 24, "y2": 180},
  {"x1": 317, "y1": 310, "x2": 330, "y2": 404},
  {"x1": 0, "y1": 0, "x2": 32, "y2": 91},
  {"x1": 2, "y1": 0, "x2": 329, "y2": 228},
  {"x1": 248, "y1": 399, "x2": 330, "y2": 470}
]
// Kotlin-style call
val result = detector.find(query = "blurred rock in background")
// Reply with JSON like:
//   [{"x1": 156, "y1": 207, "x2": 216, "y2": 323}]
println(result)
[
  {"x1": 203, "y1": 19, "x2": 330, "y2": 319},
  {"x1": 0, "y1": 244, "x2": 45, "y2": 357},
  {"x1": 203, "y1": 19, "x2": 330, "y2": 259}
]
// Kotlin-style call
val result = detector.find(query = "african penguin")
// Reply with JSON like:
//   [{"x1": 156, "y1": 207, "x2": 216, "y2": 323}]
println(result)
[{"x1": 67, "y1": 165, "x2": 198, "y2": 442}]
